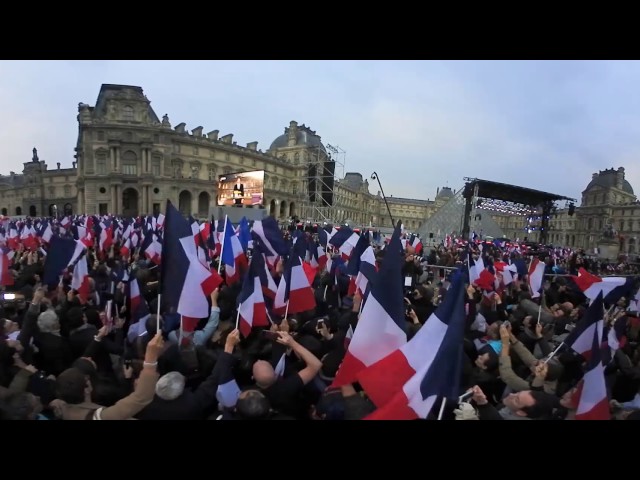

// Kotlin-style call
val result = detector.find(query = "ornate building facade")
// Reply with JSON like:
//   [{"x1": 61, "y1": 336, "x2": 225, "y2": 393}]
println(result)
[
  {"x1": 548, "y1": 167, "x2": 640, "y2": 255},
  {"x1": 0, "y1": 84, "x2": 437, "y2": 229},
  {"x1": 4, "y1": 84, "x2": 638, "y2": 257},
  {"x1": 0, "y1": 148, "x2": 77, "y2": 217}
]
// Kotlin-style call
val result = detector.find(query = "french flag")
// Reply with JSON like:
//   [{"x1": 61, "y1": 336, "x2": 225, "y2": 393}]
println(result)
[
  {"x1": 42, "y1": 236, "x2": 85, "y2": 287},
  {"x1": 160, "y1": 200, "x2": 222, "y2": 337},
  {"x1": 237, "y1": 255, "x2": 270, "y2": 337},
  {"x1": 221, "y1": 216, "x2": 247, "y2": 285},
  {"x1": 253, "y1": 251, "x2": 277, "y2": 300},
  {"x1": 331, "y1": 221, "x2": 407, "y2": 388},
  {"x1": 127, "y1": 278, "x2": 151, "y2": 342},
  {"x1": 528, "y1": 258, "x2": 545, "y2": 298},
  {"x1": 252, "y1": 217, "x2": 289, "y2": 268},
  {"x1": 408, "y1": 234, "x2": 422, "y2": 255},
  {"x1": 71, "y1": 253, "x2": 91, "y2": 304},
  {"x1": 0, "y1": 250, "x2": 14, "y2": 286},
  {"x1": 564, "y1": 291, "x2": 605, "y2": 360},
  {"x1": 571, "y1": 268, "x2": 635, "y2": 305},
  {"x1": 353, "y1": 246, "x2": 377, "y2": 297},
  {"x1": 273, "y1": 254, "x2": 316, "y2": 315},
  {"x1": 358, "y1": 269, "x2": 467, "y2": 419},
  {"x1": 573, "y1": 296, "x2": 610, "y2": 421}
]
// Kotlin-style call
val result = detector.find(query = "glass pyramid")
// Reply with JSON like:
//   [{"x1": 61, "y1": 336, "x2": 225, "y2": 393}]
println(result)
[{"x1": 416, "y1": 188, "x2": 505, "y2": 242}]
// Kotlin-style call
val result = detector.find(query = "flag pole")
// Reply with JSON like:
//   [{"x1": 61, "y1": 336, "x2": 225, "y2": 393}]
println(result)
[
  {"x1": 543, "y1": 342, "x2": 565, "y2": 364},
  {"x1": 436, "y1": 397, "x2": 447, "y2": 420},
  {"x1": 217, "y1": 215, "x2": 228, "y2": 275},
  {"x1": 235, "y1": 303, "x2": 241, "y2": 330},
  {"x1": 156, "y1": 293, "x2": 161, "y2": 333},
  {"x1": 284, "y1": 300, "x2": 290, "y2": 322}
]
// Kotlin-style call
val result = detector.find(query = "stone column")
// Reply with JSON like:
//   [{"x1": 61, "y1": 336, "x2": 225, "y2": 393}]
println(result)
[
  {"x1": 143, "y1": 186, "x2": 149, "y2": 214},
  {"x1": 78, "y1": 189, "x2": 84, "y2": 214},
  {"x1": 111, "y1": 185, "x2": 116, "y2": 214},
  {"x1": 148, "y1": 187, "x2": 153, "y2": 214},
  {"x1": 115, "y1": 148, "x2": 120, "y2": 173},
  {"x1": 110, "y1": 147, "x2": 116, "y2": 171},
  {"x1": 192, "y1": 192, "x2": 198, "y2": 218}
]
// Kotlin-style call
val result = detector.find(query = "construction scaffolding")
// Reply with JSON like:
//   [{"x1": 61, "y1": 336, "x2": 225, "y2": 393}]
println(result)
[{"x1": 295, "y1": 143, "x2": 345, "y2": 225}]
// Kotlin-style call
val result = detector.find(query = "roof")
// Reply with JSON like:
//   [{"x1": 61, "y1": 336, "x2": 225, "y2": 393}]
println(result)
[
  {"x1": 436, "y1": 186, "x2": 454, "y2": 198},
  {"x1": 463, "y1": 178, "x2": 575, "y2": 205},
  {"x1": 269, "y1": 123, "x2": 326, "y2": 152},
  {"x1": 584, "y1": 168, "x2": 634, "y2": 195},
  {"x1": 387, "y1": 196, "x2": 435, "y2": 206},
  {"x1": 93, "y1": 84, "x2": 160, "y2": 124}
]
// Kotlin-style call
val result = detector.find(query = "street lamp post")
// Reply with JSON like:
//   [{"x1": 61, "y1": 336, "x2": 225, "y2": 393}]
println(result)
[{"x1": 370, "y1": 171, "x2": 395, "y2": 227}]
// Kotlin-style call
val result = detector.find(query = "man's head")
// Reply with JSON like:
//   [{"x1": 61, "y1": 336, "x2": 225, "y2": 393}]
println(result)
[
  {"x1": 56, "y1": 368, "x2": 92, "y2": 404},
  {"x1": 236, "y1": 389, "x2": 271, "y2": 420},
  {"x1": 502, "y1": 390, "x2": 558, "y2": 418},
  {"x1": 252, "y1": 360, "x2": 276, "y2": 388},
  {"x1": 0, "y1": 391, "x2": 43, "y2": 420},
  {"x1": 155, "y1": 372, "x2": 186, "y2": 401}
]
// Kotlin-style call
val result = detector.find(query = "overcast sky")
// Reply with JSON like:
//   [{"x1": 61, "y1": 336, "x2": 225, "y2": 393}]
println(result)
[{"x1": 1, "y1": 60, "x2": 639, "y2": 205}]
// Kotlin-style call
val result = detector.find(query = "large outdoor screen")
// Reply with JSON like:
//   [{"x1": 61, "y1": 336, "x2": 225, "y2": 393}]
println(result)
[{"x1": 217, "y1": 170, "x2": 265, "y2": 207}]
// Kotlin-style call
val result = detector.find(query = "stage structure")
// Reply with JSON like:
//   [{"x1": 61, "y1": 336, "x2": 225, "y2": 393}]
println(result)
[
  {"x1": 296, "y1": 142, "x2": 346, "y2": 224},
  {"x1": 416, "y1": 187, "x2": 506, "y2": 244},
  {"x1": 461, "y1": 178, "x2": 576, "y2": 245}
]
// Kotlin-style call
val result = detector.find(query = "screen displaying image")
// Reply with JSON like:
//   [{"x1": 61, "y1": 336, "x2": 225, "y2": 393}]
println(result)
[{"x1": 217, "y1": 170, "x2": 265, "y2": 207}]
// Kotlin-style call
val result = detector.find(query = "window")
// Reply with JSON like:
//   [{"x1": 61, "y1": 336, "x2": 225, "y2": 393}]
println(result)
[
  {"x1": 153, "y1": 134, "x2": 160, "y2": 143},
  {"x1": 152, "y1": 161, "x2": 161, "y2": 177},
  {"x1": 96, "y1": 155, "x2": 107, "y2": 175},
  {"x1": 64, "y1": 185, "x2": 71, "y2": 197},
  {"x1": 48, "y1": 186, "x2": 55, "y2": 197},
  {"x1": 153, "y1": 203, "x2": 160, "y2": 215},
  {"x1": 193, "y1": 146, "x2": 199, "y2": 155},
  {"x1": 99, "y1": 203, "x2": 108, "y2": 215},
  {"x1": 122, "y1": 163, "x2": 137, "y2": 175},
  {"x1": 208, "y1": 166, "x2": 216, "y2": 181},
  {"x1": 122, "y1": 150, "x2": 138, "y2": 176},
  {"x1": 97, "y1": 131, "x2": 105, "y2": 141},
  {"x1": 123, "y1": 106, "x2": 134, "y2": 121}
]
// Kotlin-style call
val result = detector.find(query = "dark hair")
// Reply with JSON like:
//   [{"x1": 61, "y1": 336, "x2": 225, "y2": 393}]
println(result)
[
  {"x1": 0, "y1": 392, "x2": 37, "y2": 420},
  {"x1": 55, "y1": 368, "x2": 87, "y2": 404},
  {"x1": 236, "y1": 390, "x2": 271, "y2": 420},
  {"x1": 520, "y1": 390, "x2": 560, "y2": 419}
]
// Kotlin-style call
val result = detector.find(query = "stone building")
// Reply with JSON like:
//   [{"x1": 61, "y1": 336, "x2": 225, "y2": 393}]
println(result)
[
  {"x1": 0, "y1": 147, "x2": 77, "y2": 218},
  {"x1": 0, "y1": 84, "x2": 436, "y2": 228},
  {"x1": 548, "y1": 167, "x2": 640, "y2": 255}
]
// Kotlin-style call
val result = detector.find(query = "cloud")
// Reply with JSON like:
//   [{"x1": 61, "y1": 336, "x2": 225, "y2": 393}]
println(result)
[{"x1": 1, "y1": 60, "x2": 639, "y2": 209}]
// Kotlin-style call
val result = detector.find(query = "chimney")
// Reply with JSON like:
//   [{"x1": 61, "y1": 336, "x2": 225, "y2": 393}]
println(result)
[
  {"x1": 592, "y1": 172, "x2": 598, "y2": 180},
  {"x1": 174, "y1": 122, "x2": 187, "y2": 134},
  {"x1": 246, "y1": 141, "x2": 258, "y2": 151},
  {"x1": 220, "y1": 133, "x2": 233, "y2": 144},
  {"x1": 192, "y1": 126, "x2": 203, "y2": 137},
  {"x1": 207, "y1": 130, "x2": 219, "y2": 141},
  {"x1": 57, "y1": 162, "x2": 61, "y2": 169},
  {"x1": 616, "y1": 167, "x2": 625, "y2": 189}
]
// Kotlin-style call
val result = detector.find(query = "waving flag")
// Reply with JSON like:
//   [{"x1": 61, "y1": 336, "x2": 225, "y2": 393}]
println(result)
[
  {"x1": 574, "y1": 299, "x2": 610, "y2": 421},
  {"x1": 331, "y1": 221, "x2": 407, "y2": 389},
  {"x1": 358, "y1": 269, "x2": 466, "y2": 418},
  {"x1": 237, "y1": 256, "x2": 270, "y2": 337},
  {"x1": 273, "y1": 254, "x2": 316, "y2": 315},
  {"x1": 161, "y1": 200, "x2": 222, "y2": 338},
  {"x1": 42, "y1": 236, "x2": 85, "y2": 286}
]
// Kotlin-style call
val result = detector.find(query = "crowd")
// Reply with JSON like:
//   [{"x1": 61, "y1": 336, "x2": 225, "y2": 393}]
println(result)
[{"x1": 1, "y1": 213, "x2": 639, "y2": 421}]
